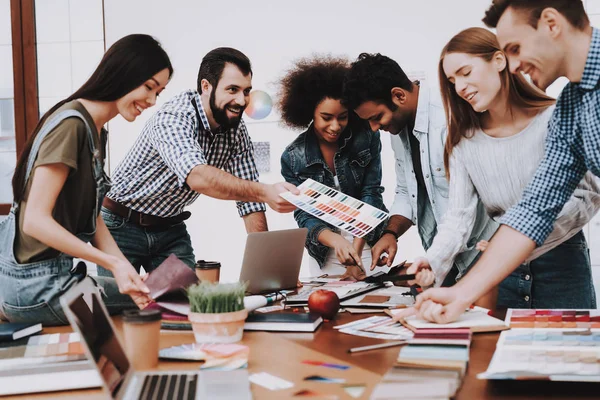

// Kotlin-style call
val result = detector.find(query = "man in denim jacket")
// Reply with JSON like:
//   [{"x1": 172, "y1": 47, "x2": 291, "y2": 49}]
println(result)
[{"x1": 344, "y1": 53, "x2": 498, "y2": 286}]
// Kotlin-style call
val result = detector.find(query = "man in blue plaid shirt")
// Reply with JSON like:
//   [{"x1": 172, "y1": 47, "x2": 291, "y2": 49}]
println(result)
[
  {"x1": 99, "y1": 48, "x2": 298, "y2": 274},
  {"x1": 405, "y1": 0, "x2": 600, "y2": 323}
]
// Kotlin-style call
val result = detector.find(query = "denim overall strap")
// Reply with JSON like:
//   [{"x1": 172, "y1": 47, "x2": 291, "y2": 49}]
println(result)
[
  {"x1": 0, "y1": 110, "x2": 108, "y2": 325},
  {"x1": 20, "y1": 110, "x2": 100, "y2": 210},
  {"x1": 1, "y1": 110, "x2": 99, "y2": 256}
]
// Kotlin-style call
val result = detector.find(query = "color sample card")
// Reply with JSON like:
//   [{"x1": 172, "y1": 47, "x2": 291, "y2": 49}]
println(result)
[
  {"x1": 334, "y1": 316, "x2": 414, "y2": 340},
  {"x1": 499, "y1": 329, "x2": 600, "y2": 348},
  {"x1": 0, "y1": 333, "x2": 83, "y2": 359},
  {"x1": 506, "y1": 309, "x2": 600, "y2": 329},
  {"x1": 304, "y1": 375, "x2": 346, "y2": 383},
  {"x1": 301, "y1": 360, "x2": 350, "y2": 370},
  {"x1": 480, "y1": 318, "x2": 600, "y2": 381},
  {"x1": 249, "y1": 372, "x2": 294, "y2": 390},
  {"x1": 481, "y1": 344, "x2": 600, "y2": 379},
  {"x1": 280, "y1": 179, "x2": 388, "y2": 238}
]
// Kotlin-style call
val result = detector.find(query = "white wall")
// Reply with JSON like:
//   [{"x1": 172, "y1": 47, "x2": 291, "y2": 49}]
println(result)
[
  {"x1": 35, "y1": 0, "x2": 105, "y2": 115},
  {"x1": 102, "y1": 0, "x2": 494, "y2": 283},
  {"x1": 102, "y1": 0, "x2": 600, "y2": 290}
]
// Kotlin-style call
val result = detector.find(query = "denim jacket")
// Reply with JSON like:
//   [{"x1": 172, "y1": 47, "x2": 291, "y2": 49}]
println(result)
[
  {"x1": 390, "y1": 84, "x2": 498, "y2": 280},
  {"x1": 281, "y1": 118, "x2": 388, "y2": 268}
]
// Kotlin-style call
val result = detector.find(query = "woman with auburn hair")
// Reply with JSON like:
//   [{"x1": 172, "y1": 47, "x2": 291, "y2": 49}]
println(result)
[
  {"x1": 0, "y1": 34, "x2": 173, "y2": 325},
  {"x1": 407, "y1": 27, "x2": 599, "y2": 308},
  {"x1": 280, "y1": 55, "x2": 387, "y2": 281}
]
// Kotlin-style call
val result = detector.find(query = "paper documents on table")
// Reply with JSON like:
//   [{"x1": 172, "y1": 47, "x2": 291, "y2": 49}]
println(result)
[
  {"x1": 334, "y1": 316, "x2": 414, "y2": 340},
  {"x1": 386, "y1": 308, "x2": 508, "y2": 333},
  {"x1": 340, "y1": 285, "x2": 414, "y2": 309}
]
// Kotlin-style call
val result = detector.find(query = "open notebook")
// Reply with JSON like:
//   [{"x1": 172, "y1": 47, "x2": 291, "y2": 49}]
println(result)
[{"x1": 386, "y1": 308, "x2": 508, "y2": 333}]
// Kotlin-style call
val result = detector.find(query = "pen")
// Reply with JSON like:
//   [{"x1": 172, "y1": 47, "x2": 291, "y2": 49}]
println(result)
[
  {"x1": 347, "y1": 341, "x2": 407, "y2": 353},
  {"x1": 386, "y1": 273, "x2": 416, "y2": 282},
  {"x1": 467, "y1": 305, "x2": 493, "y2": 315}
]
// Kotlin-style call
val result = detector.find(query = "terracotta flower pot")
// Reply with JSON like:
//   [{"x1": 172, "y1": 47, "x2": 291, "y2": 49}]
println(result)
[{"x1": 188, "y1": 308, "x2": 248, "y2": 343}]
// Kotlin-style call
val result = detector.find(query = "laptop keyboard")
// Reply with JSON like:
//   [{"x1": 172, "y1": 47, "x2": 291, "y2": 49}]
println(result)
[{"x1": 138, "y1": 373, "x2": 197, "y2": 400}]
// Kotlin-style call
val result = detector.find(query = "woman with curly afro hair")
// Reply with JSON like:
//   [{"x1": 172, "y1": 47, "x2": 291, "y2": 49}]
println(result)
[{"x1": 279, "y1": 55, "x2": 388, "y2": 281}]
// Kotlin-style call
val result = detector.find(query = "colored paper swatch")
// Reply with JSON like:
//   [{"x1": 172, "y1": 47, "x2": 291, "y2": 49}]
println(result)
[
  {"x1": 506, "y1": 309, "x2": 600, "y2": 329},
  {"x1": 480, "y1": 329, "x2": 600, "y2": 380},
  {"x1": 280, "y1": 179, "x2": 388, "y2": 238},
  {"x1": 249, "y1": 372, "x2": 294, "y2": 390},
  {"x1": 301, "y1": 360, "x2": 350, "y2": 370},
  {"x1": 304, "y1": 375, "x2": 346, "y2": 383}
]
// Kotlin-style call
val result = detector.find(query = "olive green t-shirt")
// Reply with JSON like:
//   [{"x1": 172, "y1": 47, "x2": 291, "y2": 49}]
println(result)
[{"x1": 14, "y1": 100, "x2": 106, "y2": 263}]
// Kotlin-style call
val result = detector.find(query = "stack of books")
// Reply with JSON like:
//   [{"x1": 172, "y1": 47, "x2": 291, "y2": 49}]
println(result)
[{"x1": 371, "y1": 328, "x2": 472, "y2": 399}]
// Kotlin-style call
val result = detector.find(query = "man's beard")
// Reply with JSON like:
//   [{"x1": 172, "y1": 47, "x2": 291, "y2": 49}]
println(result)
[{"x1": 210, "y1": 90, "x2": 243, "y2": 131}]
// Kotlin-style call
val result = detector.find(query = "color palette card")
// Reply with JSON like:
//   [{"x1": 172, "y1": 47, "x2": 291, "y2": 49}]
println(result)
[
  {"x1": 498, "y1": 328, "x2": 600, "y2": 348},
  {"x1": 0, "y1": 332, "x2": 85, "y2": 370},
  {"x1": 334, "y1": 316, "x2": 414, "y2": 340},
  {"x1": 280, "y1": 179, "x2": 388, "y2": 238},
  {"x1": 506, "y1": 309, "x2": 600, "y2": 330},
  {"x1": 396, "y1": 344, "x2": 470, "y2": 374},
  {"x1": 480, "y1": 329, "x2": 600, "y2": 381}
]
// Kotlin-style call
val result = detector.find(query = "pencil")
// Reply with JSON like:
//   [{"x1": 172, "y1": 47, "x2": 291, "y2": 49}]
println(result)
[{"x1": 347, "y1": 340, "x2": 407, "y2": 353}]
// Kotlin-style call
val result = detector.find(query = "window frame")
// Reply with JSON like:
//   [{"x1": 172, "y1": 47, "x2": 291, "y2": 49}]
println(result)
[{"x1": 2, "y1": 0, "x2": 39, "y2": 215}]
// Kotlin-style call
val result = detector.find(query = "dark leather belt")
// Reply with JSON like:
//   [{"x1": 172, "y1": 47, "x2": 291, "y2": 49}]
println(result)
[{"x1": 102, "y1": 197, "x2": 191, "y2": 228}]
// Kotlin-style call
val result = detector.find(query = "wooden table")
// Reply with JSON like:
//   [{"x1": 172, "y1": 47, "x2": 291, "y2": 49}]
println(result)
[{"x1": 4, "y1": 312, "x2": 599, "y2": 399}]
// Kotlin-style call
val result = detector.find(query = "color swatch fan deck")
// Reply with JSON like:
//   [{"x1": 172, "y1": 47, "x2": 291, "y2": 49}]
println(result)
[{"x1": 280, "y1": 179, "x2": 389, "y2": 238}]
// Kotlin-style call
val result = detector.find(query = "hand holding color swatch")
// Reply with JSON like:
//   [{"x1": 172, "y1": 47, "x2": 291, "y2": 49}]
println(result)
[{"x1": 279, "y1": 179, "x2": 388, "y2": 238}]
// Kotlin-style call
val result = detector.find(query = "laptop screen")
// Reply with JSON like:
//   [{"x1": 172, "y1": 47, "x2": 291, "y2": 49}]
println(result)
[{"x1": 67, "y1": 292, "x2": 130, "y2": 397}]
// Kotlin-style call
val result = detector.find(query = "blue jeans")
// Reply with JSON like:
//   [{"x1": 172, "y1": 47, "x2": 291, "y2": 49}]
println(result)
[
  {"x1": 0, "y1": 257, "x2": 135, "y2": 326},
  {"x1": 498, "y1": 231, "x2": 597, "y2": 309},
  {"x1": 98, "y1": 208, "x2": 196, "y2": 277}
]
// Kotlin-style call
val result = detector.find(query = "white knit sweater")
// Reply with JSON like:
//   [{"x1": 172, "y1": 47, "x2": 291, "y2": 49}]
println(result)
[{"x1": 426, "y1": 106, "x2": 600, "y2": 284}]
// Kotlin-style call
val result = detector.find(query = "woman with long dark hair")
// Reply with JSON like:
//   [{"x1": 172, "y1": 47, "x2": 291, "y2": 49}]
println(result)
[
  {"x1": 408, "y1": 28, "x2": 600, "y2": 308},
  {"x1": 279, "y1": 56, "x2": 387, "y2": 280},
  {"x1": 0, "y1": 34, "x2": 173, "y2": 325}
]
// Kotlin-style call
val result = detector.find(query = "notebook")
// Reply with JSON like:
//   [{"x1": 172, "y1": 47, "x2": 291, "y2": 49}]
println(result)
[
  {"x1": 0, "y1": 322, "x2": 42, "y2": 342},
  {"x1": 144, "y1": 253, "x2": 199, "y2": 316},
  {"x1": 386, "y1": 308, "x2": 508, "y2": 333},
  {"x1": 244, "y1": 313, "x2": 323, "y2": 332},
  {"x1": 284, "y1": 282, "x2": 384, "y2": 306}
]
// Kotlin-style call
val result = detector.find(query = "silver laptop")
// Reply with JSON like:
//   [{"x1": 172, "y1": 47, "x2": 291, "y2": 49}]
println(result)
[
  {"x1": 239, "y1": 228, "x2": 307, "y2": 294},
  {"x1": 60, "y1": 278, "x2": 251, "y2": 400}
]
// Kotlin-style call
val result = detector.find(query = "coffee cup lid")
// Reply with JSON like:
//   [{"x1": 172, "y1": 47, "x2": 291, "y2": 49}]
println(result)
[
  {"x1": 122, "y1": 309, "x2": 162, "y2": 323},
  {"x1": 195, "y1": 260, "x2": 221, "y2": 269}
]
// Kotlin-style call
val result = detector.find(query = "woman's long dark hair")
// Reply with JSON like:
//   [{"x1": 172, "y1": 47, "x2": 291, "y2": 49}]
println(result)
[{"x1": 12, "y1": 34, "x2": 173, "y2": 202}]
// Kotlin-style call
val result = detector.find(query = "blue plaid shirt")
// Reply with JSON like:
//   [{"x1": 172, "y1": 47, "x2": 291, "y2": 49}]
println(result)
[
  {"x1": 107, "y1": 90, "x2": 266, "y2": 217},
  {"x1": 502, "y1": 28, "x2": 600, "y2": 245}
]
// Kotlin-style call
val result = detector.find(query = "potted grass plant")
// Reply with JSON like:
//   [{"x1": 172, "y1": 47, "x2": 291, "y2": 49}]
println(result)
[{"x1": 187, "y1": 281, "x2": 248, "y2": 343}]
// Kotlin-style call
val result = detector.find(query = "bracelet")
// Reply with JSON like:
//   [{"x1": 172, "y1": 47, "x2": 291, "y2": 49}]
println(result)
[{"x1": 382, "y1": 229, "x2": 399, "y2": 240}]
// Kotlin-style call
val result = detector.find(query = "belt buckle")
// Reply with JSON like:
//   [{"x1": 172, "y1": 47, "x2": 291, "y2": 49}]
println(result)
[{"x1": 138, "y1": 213, "x2": 153, "y2": 227}]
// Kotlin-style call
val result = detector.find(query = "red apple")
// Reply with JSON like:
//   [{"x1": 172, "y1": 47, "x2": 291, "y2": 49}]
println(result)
[{"x1": 308, "y1": 290, "x2": 340, "y2": 320}]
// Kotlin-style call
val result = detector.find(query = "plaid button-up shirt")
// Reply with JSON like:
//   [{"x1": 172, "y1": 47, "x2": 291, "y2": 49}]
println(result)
[
  {"x1": 107, "y1": 90, "x2": 266, "y2": 217},
  {"x1": 502, "y1": 28, "x2": 600, "y2": 245}
]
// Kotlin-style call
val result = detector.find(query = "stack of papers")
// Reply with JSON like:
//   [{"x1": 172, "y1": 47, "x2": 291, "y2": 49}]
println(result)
[
  {"x1": 386, "y1": 307, "x2": 508, "y2": 333},
  {"x1": 160, "y1": 343, "x2": 249, "y2": 371},
  {"x1": 284, "y1": 281, "x2": 383, "y2": 306},
  {"x1": 334, "y1": 316, "x2": 413, "y2": 340}
]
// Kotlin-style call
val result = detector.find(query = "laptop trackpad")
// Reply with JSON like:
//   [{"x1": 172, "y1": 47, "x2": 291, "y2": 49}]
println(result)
[{"x1": 197, "y1": 370, "x2": 252, "y2": 399}]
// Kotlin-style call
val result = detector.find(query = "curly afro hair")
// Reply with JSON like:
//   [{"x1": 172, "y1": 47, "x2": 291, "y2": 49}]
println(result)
[{"x1": 277, "y1": 55, "x2": 350, "y2": 130}]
